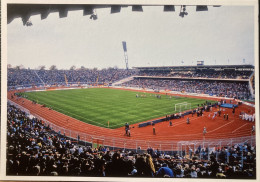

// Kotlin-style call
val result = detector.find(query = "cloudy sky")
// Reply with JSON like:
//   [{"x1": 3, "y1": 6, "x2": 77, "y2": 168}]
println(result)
[{"x1": 7, "y1": 5, "x2": 255, "y2": 70}]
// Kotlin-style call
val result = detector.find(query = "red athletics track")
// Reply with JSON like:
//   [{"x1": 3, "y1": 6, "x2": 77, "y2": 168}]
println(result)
[{"x1": 7, "y1": 87, "x2": 255, "y2": 150}]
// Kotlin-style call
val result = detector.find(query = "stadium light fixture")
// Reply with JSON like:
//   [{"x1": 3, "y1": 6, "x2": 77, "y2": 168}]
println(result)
[
  {"x1": 25, "y1": 20, "x2": 33, "y2": 26},
  {"x1": 196, "y1": 5, "x2": 208, "y2": 11},
  {"x1": 83, "y1": 6, "x2": 97, "y2": 20},
  {"x1": 111, "y1": 5, "x2": 121, "y2": 13},
  {"x1": 132, "y1": 5, "x2": 143, "y2": 12},
  {"x1": 90, "y1": 9, "x2": 98, "y2": 20},
  {"x1": 21, "y1": 14, "x2": 31, "y2": 26},
  {"x1": 164, "y1": 5, "x2": 175, "y2": 12},
  {"x1": 179, "y1": 5, "x2": 188, "y2": 18}
]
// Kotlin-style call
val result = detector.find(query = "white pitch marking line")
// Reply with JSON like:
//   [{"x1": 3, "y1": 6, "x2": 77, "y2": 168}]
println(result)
[
  {"x1": 232, "y1": 123, "x2": 248, "y2": 133},
  {"x1": 207, "y1": 120, "x2": 235, "y2": 133}
]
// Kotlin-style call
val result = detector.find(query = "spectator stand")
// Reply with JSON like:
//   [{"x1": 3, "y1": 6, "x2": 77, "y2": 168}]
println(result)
[
  {"x1": 8, "y1": 99, "x2": 30, "y2": 114},
  {"x1": 6, "y1": 102, "x2": 256, "y2": 178},
  {"x1": 178, "y1": 136, "x2": 256, "y2": 162}
]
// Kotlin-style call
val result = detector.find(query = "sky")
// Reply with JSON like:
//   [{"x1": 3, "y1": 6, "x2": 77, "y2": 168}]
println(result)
[{"x1": 7, "y1": 5, "x2": 255, "y2": 70}]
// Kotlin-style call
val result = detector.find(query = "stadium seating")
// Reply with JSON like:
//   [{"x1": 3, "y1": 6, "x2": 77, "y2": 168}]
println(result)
[
  {"x1": 123, "y1": 78, "x2": 251, "y2": 99},
  {"x1": 7, "y1": 66, "x2": 254, "y2": 100},
  {"x1": 138, "y1": 69, "x2": 252, "y2": 79},
  {"x1": 8, "y1": 68, "x2": 137, "y2": 88},
  {"x1": 6, "y1": 104, "x2": 256, "y2": 178}
]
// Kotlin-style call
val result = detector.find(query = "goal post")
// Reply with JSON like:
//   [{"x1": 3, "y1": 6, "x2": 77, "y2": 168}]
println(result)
[
  {"x1": 175, "y1": 102, "x2": 191, "y2": 112},
  {"x1": 92, "y1": 138, "x2": 104, "y2": 148}
]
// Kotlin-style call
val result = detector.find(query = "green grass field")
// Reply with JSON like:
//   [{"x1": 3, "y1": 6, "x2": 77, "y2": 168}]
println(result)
[{"x1": 21, "y1": 88, "x2": 213, "y2": 129}]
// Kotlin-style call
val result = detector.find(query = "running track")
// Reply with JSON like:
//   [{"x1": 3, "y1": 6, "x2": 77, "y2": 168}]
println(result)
[{"x1": 7, "y1": 87, "x2": 255, "y2": 151}]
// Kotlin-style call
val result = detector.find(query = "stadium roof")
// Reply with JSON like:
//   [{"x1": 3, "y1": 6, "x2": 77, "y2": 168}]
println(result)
[
  {"x1": 133, "y1": 64, "x2": 254, "y2": 70},
  {"x1": 7, "y1": 4, "x2": 221, "y2": 25},
  {"x1": 7, "y1": 5, "x2": 254, "y2": 70}
]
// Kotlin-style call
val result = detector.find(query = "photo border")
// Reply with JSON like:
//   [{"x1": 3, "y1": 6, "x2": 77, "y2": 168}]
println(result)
[{"x1": 1, "y1": 0, "x2": 259, "y2": 181}]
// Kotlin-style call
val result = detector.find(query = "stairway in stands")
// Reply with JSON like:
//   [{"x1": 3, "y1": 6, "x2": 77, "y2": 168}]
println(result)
[
  {"x1": 112, "y1": 76, "x2": 135, "y2": 86},
  {"x1": 34, "y1": 70, "x2": 46, "y2": 85}
]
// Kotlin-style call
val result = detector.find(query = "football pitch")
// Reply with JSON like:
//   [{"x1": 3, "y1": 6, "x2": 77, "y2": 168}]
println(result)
[{"x1": 21, "y1": 88, "x2": 213, "y2": 129}]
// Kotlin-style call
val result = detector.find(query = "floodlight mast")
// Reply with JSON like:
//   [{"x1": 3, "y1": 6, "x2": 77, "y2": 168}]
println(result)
[
  {"x1": 124, "y1": 52, "x2": 129, "y2": 70},
  {"x1": 122, "y1": 41, "x2": 129, "y2": 70}
]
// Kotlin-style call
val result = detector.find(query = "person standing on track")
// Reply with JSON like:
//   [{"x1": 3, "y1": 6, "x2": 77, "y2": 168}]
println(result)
[
  {"x1": 252, "y1": 125, "x2": 255, "y2": 133},
  {"x1": 153, "y1": 127, "x2": 156, "y2": 135},
  {"x1": 218, "y1": 109, "x2": 221, "y2": 116},
  {"x1": 203, "y1": 127, "x2": 207, "y2": 135},
  {"x1": 232, "y1": 106, "x2": 235, "y2": 116},
  {"x1": 128, "y1": 128, "x2": 131, "y2": 137},
  {"x1": 187, "y1": 117, "x2": 190, "y2": 124},
  {"x1": 125, "y1": 123, "x2": 129, "y2": 135}
]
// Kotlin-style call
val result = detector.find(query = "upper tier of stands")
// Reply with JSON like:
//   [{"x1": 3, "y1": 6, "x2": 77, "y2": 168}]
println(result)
[
  {"x1": 8, "y1": 68, "x2": 137, "y2": 87},
  {"x1": 7, "y1": 65, "x2": 254, "y2": 99},
  {"x1": 135, "y1": 65, "x2": 254, "y2": 80},
  {"x1": 8, "y1": 65, "x2": 254, "y2": 87},
  {"x1": 138, "y1": 69, "x2": 252, "y2": 79}
]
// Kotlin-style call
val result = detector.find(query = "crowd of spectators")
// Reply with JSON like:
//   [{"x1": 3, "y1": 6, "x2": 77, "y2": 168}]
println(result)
[
  {"x1": 250, "y1": 75, "x2": 255, "y2": 95},
  {"x1": 124, "y1": 78, "x2": 251, "y2": 99},
  {"x1": 36, "y1": 69, "x2": 136, "y2": 86},
  {"x1": 239, "y1": 112, "x2": 255, "y2": 122},
  {"x1": 8, "y1": 68, "x2": 137, "y2": 88},
  {"x1": 7, "y1": 104, "x2": 256, "y2": 178},
  {"x1": 7, "y1": 67, "x2": 253, "y2": 99},
  {"x1": 139, "y1": 70, "x2": 252, "y2": 79},
  {"x1": 8, "y1": 69, "x2": 42, "y2": 88},
  {"x1": 8, "y1": 67, "x2": 253, "y2": 88}
]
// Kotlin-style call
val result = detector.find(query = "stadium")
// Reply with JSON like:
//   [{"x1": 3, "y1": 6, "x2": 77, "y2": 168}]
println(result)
[{"x1": 4, "y1": 3, "x2": 257, "y2": 179}]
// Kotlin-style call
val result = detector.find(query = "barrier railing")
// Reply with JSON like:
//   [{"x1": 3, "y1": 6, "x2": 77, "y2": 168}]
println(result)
[
  {"x1": 8, "y1": 99, "x2": 30, "y2": 114},
  {"x1": 7, "y1": 100, "x2": 256, "y2": 154}
]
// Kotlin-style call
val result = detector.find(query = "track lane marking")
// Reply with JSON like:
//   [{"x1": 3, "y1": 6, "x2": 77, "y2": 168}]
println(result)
[
  {"x1": 232, "y1": 123, "x2": 248, "y2": 133},
  {"x1": 207, "y1": 120, "x2": 235, "y2": 133}
]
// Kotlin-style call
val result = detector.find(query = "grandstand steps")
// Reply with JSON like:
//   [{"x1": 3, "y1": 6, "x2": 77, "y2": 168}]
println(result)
[
  {"x1": 112, "y1": 76, "x2": 135, "y2": 86},
  {"x1": 34, "y1": 70, "x2": 46, "y2": 85}
]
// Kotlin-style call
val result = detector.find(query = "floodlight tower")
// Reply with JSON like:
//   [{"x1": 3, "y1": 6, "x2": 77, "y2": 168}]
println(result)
[{"x1": 122, "y1": 41, "x2": 129, "y2": 70}]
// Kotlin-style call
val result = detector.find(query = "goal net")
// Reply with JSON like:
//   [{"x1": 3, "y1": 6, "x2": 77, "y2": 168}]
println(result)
[
  {"x1": 175, "y1": 102, "x2": 191, "y2": 112},
  {"x1": 92, "y1": 138, "x2": 104, "y2": 148}
]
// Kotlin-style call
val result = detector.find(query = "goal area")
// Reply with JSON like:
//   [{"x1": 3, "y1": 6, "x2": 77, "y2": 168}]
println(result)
[{"x1": 175, "y1": 102, "x2": 191, "y2": 112}]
